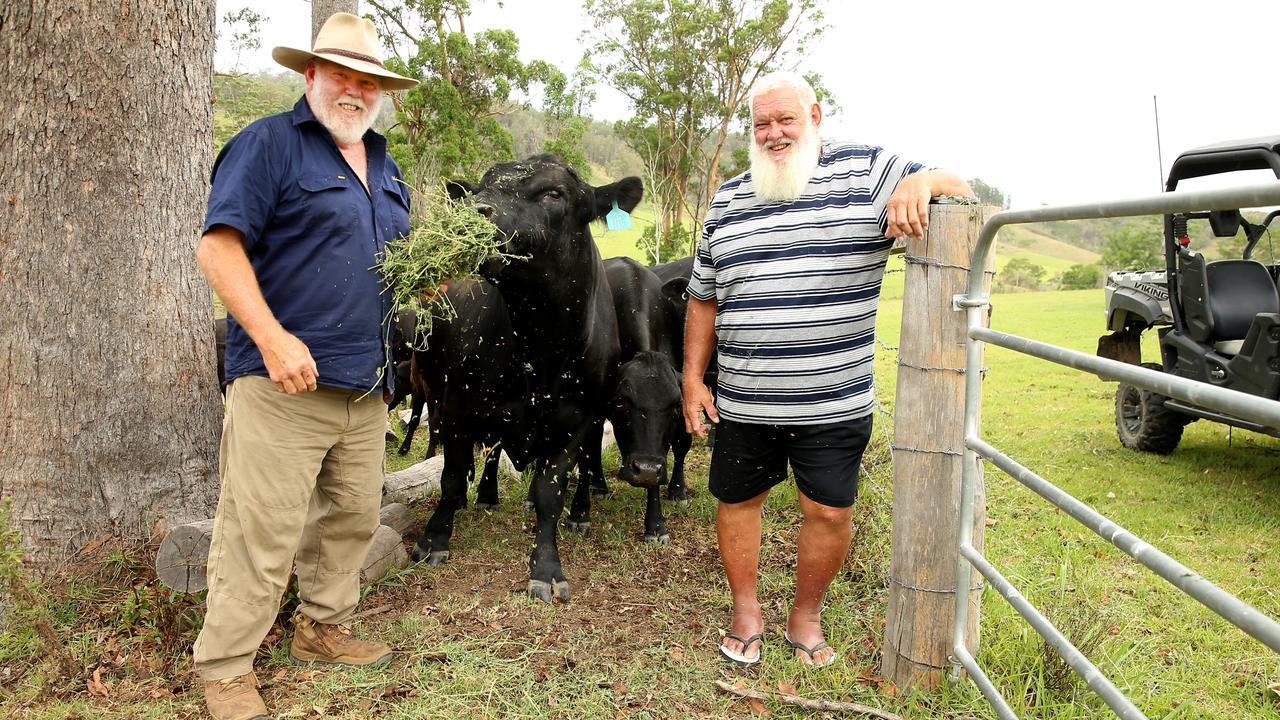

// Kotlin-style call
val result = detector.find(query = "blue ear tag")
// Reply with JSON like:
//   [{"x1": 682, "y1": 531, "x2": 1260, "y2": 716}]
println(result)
[{"x1": 605, "y1": 200, "x2": 633, "y2": 231}]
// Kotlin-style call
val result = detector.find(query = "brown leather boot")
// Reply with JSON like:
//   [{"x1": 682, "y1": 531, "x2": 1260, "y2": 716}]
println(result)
[
  {"x1": 203, "y1": 672, "x2": 268, "y2": 720},
  {"x1": 289, "y1": 613, "x2": 393, "y2": 667}
]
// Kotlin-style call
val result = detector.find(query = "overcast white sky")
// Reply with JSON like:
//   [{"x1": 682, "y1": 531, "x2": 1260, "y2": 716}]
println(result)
[{"x1": 215, "y1": 0, "x2": 1280, "y2": 209}]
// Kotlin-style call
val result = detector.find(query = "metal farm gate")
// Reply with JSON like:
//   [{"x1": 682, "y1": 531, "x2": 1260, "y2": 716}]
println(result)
[{"x1": 948, "y1": 184, "x2": 1280, "y2": 719}]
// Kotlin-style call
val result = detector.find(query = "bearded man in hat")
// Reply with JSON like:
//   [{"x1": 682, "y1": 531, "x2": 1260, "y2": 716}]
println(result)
[
  {"x1": 682, "y1": 71, "x2": 973, "y2": 668},
  {"x1": 192, "y1": 13, "x2": 419, "y2": 719}
]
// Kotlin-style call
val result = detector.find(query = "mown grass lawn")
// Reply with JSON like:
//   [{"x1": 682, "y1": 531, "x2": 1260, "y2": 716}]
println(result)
[{"x1": 5, "y1": 262, "x2": 1279, "y2": 719}]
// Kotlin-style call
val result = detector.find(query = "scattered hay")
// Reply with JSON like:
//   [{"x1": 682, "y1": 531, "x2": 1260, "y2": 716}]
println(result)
[{"x1": 377, "y1": 185, "x2": 514, "y2": 347}]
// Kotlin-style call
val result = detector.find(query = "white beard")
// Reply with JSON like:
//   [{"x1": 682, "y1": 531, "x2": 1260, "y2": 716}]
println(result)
[
  {"x1": 749, "y1": 128, "x2": 820, "y2": 202},
  {"x1": 313, "y1": 93, "x2": 382, "y2": 146}
]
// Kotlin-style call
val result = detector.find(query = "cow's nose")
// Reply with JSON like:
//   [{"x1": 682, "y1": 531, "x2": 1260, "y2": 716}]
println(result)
[
  {"x1": 625, "y1": 458, "x2": 664, "y2": 488},
  {"x1": 474, "y1": 203, "x2": 496, "y2": 219}
]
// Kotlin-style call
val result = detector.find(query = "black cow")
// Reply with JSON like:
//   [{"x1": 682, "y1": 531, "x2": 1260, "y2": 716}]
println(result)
[
  {"x1": 413, "y1": 278, "x2": 523, "y2": 514},
  {"x1": 650, "y1": 255, "x2": 695, "y2": 284},
  {"x1": 411, "y1": 155, "x2": 642, "y2": 603},
  {"x1": 391, "y1": 308, "x2": 445, "y2": 458},
  {"x1": 603, "y1": 257, "x2": 693, "y2": 543},
  {"x1": 649, "y1": 255, "x2": 714, "y2": 384},
  {"x1": 650, "y1": 255, "x2": 718, "y2": 449}
]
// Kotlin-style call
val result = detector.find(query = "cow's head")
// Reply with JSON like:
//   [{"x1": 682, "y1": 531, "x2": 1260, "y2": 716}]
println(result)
[
  {"x1": 449, "y1": 155, "x2": 643, "y2": 278},
  {"x1": 608, "y1": 351, "x2": 682, "y2": 488}
]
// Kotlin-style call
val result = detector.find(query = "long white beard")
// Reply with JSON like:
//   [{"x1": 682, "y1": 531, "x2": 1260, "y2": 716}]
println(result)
[
  {"x1": 313, "y1": 93, "x2": 381, "y2": 146},
  {"x1": 749, "y1": 128, "x2": 821, "y2": 202}
]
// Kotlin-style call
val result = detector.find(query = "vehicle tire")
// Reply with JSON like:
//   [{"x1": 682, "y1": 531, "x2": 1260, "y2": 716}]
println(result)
[{"x1": 1115, "y1": 362, "x2": 1186, "y2": 454}]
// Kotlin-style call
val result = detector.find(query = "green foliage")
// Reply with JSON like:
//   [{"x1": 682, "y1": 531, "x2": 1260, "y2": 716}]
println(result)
[
  {"x1": 1057, "y1": 262, "x2": 1101, "y2": 290},
  {"x1": 969, "y1": 177, "x2": 1005, "y2": 207},
  {"x1": 534, "y1": 59, "x2": 595, "y2": 180},
  {"x1": 636, "y1": 222, "x2": 692, "y2": 265},
  {"x1": 498, "y1": 108, "x2": 646, "y2": 181},
  {"x1": 376, "y1": 185, "x2": 514, "y2": 345},
  {"x1": 585, "y1": 0, "x2": 828, "y2": 237},
  {"x1": 0, "y1": 499, "x2": 75, "y2": 681},
  {"x1": 218, "y1": 7, "x2": 266, "y2": 72},
  {"x1": 369, "y1": 1, "x2": 592, "y2": 184},
  {"x1": 1100, "y1": 222, "x2": 1163, "y2": 271},
  {"x1": 996, "y1": 256, "x2": 1048, "y2": 291},
  {"x1": 212, "y1": 71, "x2": 304, "y2": 150}
]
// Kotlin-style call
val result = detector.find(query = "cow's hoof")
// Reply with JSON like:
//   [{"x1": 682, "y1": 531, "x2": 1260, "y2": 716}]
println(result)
[
  {"x1": 384, "y1": 431, "x2": 398, "y2": 443},
  {"x1": 527, "y1": 579, "x2": 572, "y2": 603},
  {"x1": 409, "y1": 543, "x2": 428, "y2": 563},
  {"x1": 643, "y1": 533, "x2": 671, "y2": 545},
  {"x1": 475, "y1": 501, "x2": 499, "y2": 511},
  {"x1": 565, "y1": 520, "x2": 590, "y2": 535},
  {"x1": 396, "y1": 448, "x2": 409, "y2": 456},
  {"x1": 414, "y1": 549, "x2": 449, "y2": 566},
  {"x1": 665, "y1": 495, "x2": 689, "y2": 508}
]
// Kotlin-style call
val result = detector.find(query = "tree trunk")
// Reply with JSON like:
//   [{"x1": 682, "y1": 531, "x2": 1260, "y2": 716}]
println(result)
[
  {"x1": 312, "y1": 0, "x2": 359, "y2": 44},
  {"x1": 0, "y1": 1, "x2": 223, "y2": 568}
]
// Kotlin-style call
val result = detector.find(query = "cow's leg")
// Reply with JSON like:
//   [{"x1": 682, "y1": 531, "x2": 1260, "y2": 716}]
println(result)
[
  {"x1": 397, "y1": 391, "x2": 425, "y2": 456},
  {"x1": 528, "y1": 460, "x2": 572, "y2": 603},
  {"x1": 567, "y1": 423, "x2": 602, "y2": 533},
  {"x1": 643, "y1": 486, "x2": 670, "y2": 544},
  {"x1": 475, "y1": 449, "x2": 501, "y2": 509},
  {"x1": 424, "y1": 394, "x2": 442, "y2": 459},
  {"x1": 411, "y1": 435, "x2": 473, "y2": 565},
  {"x1": 573, "y1": 421, "x2": 609, "y2": 497},
  {"x1": 666, "y1": 429, "x2": 692, "y2": 507},
  {"x1": 565, "y1": 465, "x2": 592, "y2": 536}
]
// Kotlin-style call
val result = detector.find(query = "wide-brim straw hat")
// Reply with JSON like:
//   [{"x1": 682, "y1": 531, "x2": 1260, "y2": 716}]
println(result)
[{"x1": 272, "y1": 12, "x2": 418, "y2": 91}]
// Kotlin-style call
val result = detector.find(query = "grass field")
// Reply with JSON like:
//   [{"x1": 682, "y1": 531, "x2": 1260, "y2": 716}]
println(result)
[{"x1": 6, "y1": 257, "x2": 1279, "y2": 718}]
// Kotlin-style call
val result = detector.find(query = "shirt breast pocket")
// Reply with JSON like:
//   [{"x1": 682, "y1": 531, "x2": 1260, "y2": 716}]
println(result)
[
  {"x1": 380, "y1": 182, "x2": 411, "y2": 238},
  {"x1": 296, "y1": 173, "x2": 358, "y2": 239}
]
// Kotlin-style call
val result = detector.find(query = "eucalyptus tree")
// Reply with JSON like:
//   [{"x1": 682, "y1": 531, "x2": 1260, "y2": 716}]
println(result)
[
  {"x1": 0, "y1": 1, "x2": 222, "y2": 566},
  {"x1": 366, "y1": 0, "x2": 590, "y2": 184},
  {"x1": 313, "y1": 0, "x2": 360, "y2": 42},
  {"x1": 584, "y1": 0, "x2": 827, "y2": 256}
]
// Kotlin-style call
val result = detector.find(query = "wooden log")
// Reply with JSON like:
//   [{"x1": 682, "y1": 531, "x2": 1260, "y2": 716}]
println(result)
[
  {"x1": 360, "y1": 524, "x2": 408, "y2": 584},
  {"x1": 378, "y1": 502, "x2": 414, "y2": 536},
  {"x1": 155, "y1": 519, "x2": 216, "y2": 594},
  {"x1": 881, "y1": 202, "x2": 995, "y2": 690},
  {"x1": 157, "y1": 424, "x2": 620, "y2": 591},
  {"x1": 382, "y1": 455, "x2": 445, "y2": 505}
]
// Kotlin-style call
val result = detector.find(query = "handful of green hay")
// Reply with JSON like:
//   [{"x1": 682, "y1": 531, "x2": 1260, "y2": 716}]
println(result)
[{"x1": 377, "y1": 186, "x2": 511, "y2": 347}]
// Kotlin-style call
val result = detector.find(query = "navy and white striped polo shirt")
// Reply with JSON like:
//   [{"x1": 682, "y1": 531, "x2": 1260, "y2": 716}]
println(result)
[{"x1": 687, "y1": 140, "x2": 922, "y2": 425}]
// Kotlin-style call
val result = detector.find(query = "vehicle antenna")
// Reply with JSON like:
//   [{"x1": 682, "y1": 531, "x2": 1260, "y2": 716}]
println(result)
[{"x1": 1153, "y1": 95, "x2": 1165, "y2": 190}]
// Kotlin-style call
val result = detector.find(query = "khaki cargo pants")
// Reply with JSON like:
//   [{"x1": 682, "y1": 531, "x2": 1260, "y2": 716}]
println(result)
[{"x1": 194, "y1": 375, "x2": 387, "y2": 681}]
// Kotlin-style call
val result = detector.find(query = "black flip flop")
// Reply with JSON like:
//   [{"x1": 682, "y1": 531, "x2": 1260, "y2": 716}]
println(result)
[
  {"x1": 784, "y1": 631, "x2": 838, "y2": 668},
  {"x1": 718, "y1": 632, "x2": 763, "y2": 666}
]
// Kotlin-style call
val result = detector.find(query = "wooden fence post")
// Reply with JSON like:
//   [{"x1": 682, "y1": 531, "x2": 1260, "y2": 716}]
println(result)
[{"x1": 881, "y1": 201, "x2": 996, "y2": 689}]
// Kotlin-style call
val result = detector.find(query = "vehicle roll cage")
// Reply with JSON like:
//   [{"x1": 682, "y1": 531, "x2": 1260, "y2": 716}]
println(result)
[{"x1": 1162, "y1": 136, "x2": 1280, "y2": 336}]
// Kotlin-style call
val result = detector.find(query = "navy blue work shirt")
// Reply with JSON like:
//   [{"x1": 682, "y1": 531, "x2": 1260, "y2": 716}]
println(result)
[{"x1": 204, "y1": 95, "x2": 410, "y2": 394}]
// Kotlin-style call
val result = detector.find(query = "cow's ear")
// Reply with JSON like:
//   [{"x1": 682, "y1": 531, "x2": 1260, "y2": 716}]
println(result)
[
  {"x1": 446, "y1": 179, "x2": 477, "y2": 201},
  {"x1": 661, "y1": 276, "x2": 689, "y2": 304},
  {"x1": 592, "y1": 176, "x2": 644, "y2": 219}
]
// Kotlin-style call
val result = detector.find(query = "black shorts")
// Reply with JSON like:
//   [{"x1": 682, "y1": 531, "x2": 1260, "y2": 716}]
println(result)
[{"x1": 707, "y1": 415, "x2": 873, "y2": 508}]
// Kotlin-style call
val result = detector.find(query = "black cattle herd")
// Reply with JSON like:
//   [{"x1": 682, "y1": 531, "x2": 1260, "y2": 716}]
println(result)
[{"x1": 213, "y1": 155, "x2": 716, "y2": 602}]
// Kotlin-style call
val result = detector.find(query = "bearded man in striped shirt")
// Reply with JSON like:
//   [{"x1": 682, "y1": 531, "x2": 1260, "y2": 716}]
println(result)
[{"x1": 683, "y1": 71, "x2": 973, "y2": 668}]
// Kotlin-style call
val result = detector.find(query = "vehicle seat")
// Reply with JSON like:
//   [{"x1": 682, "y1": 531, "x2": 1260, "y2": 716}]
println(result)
[{"x1": 1178, "y1": 253, "x2": 1280, "y2": 353}]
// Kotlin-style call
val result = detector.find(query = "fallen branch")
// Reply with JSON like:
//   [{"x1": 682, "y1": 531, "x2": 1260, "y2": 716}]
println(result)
[{"x1": 714, "y1": 680, "x2": 904, "y2": 720}]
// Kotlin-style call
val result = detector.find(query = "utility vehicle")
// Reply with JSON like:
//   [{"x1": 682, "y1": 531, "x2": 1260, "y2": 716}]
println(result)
[{"x1": 1098, "y1": 136, "x2": 1280, "y2": 453}]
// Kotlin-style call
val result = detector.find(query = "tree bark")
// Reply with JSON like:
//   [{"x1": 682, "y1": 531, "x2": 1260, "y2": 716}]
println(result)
[
  {"x1": 0, "y1": 1, "x2": 223, "y2": 568},
  {"x1": 312, "y1": 0, "x2": 359, "y2": 45}
]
